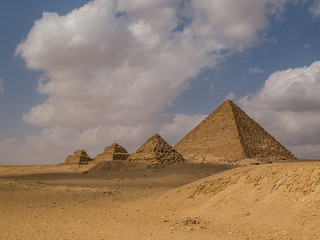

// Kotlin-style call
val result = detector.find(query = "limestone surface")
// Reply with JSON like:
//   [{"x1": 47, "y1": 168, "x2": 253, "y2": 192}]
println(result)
[
  {"x1": 94, "y1": 143, "x2": 129, "y2": 162},
  {"x1": 65, "y1": 149, "x2": 93, "y2": 165},
  {"x1": 174, "y1": 100, "x2": 296, "y2": 163},
  {"x1": 128, "y1": 134, "x2": 185, "y2": 165}
]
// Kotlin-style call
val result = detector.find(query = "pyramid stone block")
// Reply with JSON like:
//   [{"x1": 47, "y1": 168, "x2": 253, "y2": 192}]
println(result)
[
  {"x1": 128, "y1": 134, "x2": 185, "y2": 165},
  {"x1": 65, "y1": 149, "x2": 93, "y2": 165},
  {"x1": 174, "y1": 100, "x2": 295, "y2": 163},
  {"x1": 94, "y1": 143, "x2": 129, "y2": 163}
]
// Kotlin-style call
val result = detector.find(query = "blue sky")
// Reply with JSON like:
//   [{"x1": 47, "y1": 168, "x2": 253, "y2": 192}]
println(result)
[
  {"x1": 0, "y1": 1, "x2": 88, "y2": 139},
  {"x1": 169, "y1": 1, "x2": 320, "y2": 114},
  {"x1": 1, "y1": 0, "x2": 320, "y2": 164}
]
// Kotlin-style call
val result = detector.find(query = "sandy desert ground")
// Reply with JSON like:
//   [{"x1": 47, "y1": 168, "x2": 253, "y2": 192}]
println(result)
[{"x1": 1, "y1": 160, "x2": 320, "y2": 240}]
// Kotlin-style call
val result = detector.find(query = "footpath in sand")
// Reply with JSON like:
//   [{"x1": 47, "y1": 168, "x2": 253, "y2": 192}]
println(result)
[{"x1": 1, "y1": 161, "x2": 320, "y2": 239}]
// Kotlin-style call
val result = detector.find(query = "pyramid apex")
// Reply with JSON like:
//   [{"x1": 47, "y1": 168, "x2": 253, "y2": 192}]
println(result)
[
  {"x1": 74, "y1": 149, "x2": 88, "y2": 156},
  {"x1": 110, "y1": 143, "x2": 120, "y2": 147},
  {"x1": 103, "y1": 143, "x2": 127, "y2": 152},
  {"x1": 222, "y1": 99, "x2": 235, "y2": 105},
  {"x1": 149, "y1": 133, "x2": 162, "y2": 140}
]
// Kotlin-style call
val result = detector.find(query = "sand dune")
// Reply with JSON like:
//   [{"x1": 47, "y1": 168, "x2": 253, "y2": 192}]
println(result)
[
  {"x1": 155, "y1": 162, "x2": 320, "y2": 239},
  {"x1": 1, "y1": 161, "x2": 320, "y2": 239}
]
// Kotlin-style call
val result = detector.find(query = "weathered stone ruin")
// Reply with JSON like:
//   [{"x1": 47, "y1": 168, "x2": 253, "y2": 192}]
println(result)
[
  {"x1": 128, "y1": 134, "x2": 185, "y2": 165},
  {"x1": 65, "y1": 149, "x2": 93, "y2": 165},
  {"x1": 174, "y1": 100, "x2": 296, "y2": 163},
  {"x1": 94, "y1": 143, "x2": 129, "y2": 163}
]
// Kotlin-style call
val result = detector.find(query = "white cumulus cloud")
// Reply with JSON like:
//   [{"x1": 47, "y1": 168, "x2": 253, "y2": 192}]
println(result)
[
  {"x1": 310, "y1": 0, "x2": 320, "y2": 17},
  {"x1": 160, "y1": 114, "x2": 206, "y2": 145},
  {"x1": 238, "y1": 61, "x2": 320, "y2": 158},
  {"x1": 225, "y1": 92, "x2": 237, "y2": 101},
  {"x1": 10, "y1": 0, "x2": 292, "y2": 164}
]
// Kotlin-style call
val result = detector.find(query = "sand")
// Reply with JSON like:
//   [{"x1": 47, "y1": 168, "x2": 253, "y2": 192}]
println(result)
[{"x1": 1, "y1": 160, "x2": 320, "y2": 239}]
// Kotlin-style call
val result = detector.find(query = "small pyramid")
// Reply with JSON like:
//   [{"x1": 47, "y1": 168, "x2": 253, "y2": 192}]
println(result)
[
  {"x1": 65, "y1": 149, "x2": 93, "y2": 165},
  {"x1": 94, "y1": 143, "x2": 129, "y2": 162},
  {"x1": 128, "y1": 134, "x2": 185, "y2": 164},
  {"x1": 174, "y1": 100, "x2": 295, "y2": 163}
]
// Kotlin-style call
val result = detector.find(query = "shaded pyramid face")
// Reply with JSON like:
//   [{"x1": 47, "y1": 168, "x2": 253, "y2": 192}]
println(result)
[
  {"x1": 65, "y1": 149, "x2": 93, "y2": 165},
  {"x1": 94, "y1": 143, "x2": 129, "y2": 162},
  {"x1": 174, "y1": 100, "x2": 295, "y2": 162},
  {"x1": 108, "y1": 143, "x2": 128, "y2": 153},
  {"x1": 128, "y1": 134, "x2": 185, "y2": 164}
]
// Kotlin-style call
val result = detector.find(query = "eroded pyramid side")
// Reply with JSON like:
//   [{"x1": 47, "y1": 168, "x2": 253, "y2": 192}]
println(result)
[
  {"x1": 94, "y1": 143, "x2": 129, "y2": 162},
  {"x1": 128, "y1": 134, "x2": 185, "y2": 164},
  {"x1": 229, "y1": 101, "x2": 295, "y2": 160},
  {"x1": 65, "y1": 149, "x2": 93, "y2": 165}
]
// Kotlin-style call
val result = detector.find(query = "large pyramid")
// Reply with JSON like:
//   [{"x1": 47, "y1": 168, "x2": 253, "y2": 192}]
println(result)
[
  {"x1": 128, "y1": 134, "x2": 185, "y2": 165},
  {"x1": 174, "y1": 100, "x2": 295, "y2": 163},
  {"x1": 94, "y1": 143, "x2": 129, "y2": 163}
]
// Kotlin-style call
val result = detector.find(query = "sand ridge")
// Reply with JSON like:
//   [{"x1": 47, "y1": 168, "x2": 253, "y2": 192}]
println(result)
[
  {"x1": 0, "y1": 162, "x2": 232, "y2": 240},
  {"x1": 1, "y1": 161, "x2": 320, "y2": 239},
  {"x1": 155, "y1": 162, "x2": 320, "y2": 239}
]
